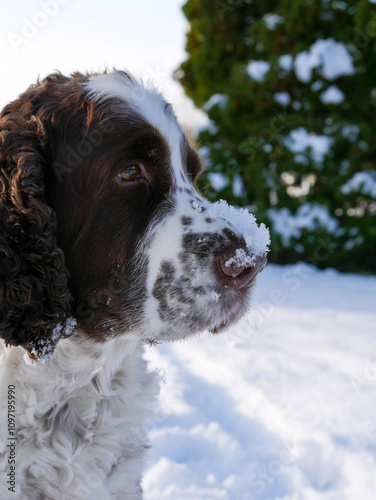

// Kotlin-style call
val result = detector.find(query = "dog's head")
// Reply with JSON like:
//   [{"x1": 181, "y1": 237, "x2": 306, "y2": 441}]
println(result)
[{"x1": 0, "y1": 71, "x2": 269, "y2": 360}]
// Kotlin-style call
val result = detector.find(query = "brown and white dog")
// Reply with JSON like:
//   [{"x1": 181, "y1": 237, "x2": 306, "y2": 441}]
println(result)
[{"x1": 0, "y1": 71, "x2": 269, "y2": 499}]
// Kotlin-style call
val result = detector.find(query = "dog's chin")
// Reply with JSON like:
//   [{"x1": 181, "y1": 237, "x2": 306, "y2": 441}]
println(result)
[
  {"x1": 208, "y1": 296, "x2": 253, "y2": 335},
  {"x1": 209, "y1": 322, "x2": 231, "y2": 334},
  {"x1": 139, "y1": 275, "x2": 255, "y2": 343},
  {"x1": 208, "y1": 313, "x2": 242, "y2": 335}
]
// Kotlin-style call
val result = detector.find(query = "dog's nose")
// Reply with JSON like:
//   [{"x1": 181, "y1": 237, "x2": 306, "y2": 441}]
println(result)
[{"x1": 216, "y1": 244, "x2": 267, "y2": 288}]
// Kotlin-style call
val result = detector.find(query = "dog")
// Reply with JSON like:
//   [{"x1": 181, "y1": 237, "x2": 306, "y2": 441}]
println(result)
[{"x1": 0, "y1": 70, "x2": 269, "y2": 499}]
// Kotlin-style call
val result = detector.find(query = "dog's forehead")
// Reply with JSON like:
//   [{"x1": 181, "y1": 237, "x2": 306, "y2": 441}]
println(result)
[{"x1": 85, "y1": 72, "x2": 191, "y2": 188}]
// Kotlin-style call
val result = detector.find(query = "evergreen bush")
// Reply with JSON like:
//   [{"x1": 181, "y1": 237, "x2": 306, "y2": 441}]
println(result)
[{"x1": 176, "y1": 0, "x2": 376, "y2": 273}]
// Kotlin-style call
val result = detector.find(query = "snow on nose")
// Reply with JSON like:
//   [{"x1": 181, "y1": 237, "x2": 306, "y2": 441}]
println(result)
[{"x1": 205, "y1": 199, "x2": 271, "y2": 259}]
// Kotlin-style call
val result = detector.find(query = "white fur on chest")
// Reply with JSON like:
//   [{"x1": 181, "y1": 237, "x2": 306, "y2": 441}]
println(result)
[{"x1": 0, "y1": 334, "x2": 159, "y2": 500}]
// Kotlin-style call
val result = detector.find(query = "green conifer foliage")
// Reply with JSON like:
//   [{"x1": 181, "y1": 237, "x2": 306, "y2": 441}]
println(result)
[{"x1": 176, "y1": 0, "x2": 376, "y2": 273}]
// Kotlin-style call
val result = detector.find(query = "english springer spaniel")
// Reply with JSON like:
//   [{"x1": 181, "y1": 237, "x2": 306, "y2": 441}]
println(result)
[{"x1": 0, "y1": 71, "x2": 269, "y2": 499}]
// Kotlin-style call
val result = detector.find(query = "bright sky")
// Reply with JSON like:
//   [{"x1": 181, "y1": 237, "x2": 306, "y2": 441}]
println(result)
[{"x1": 0, "y1": 0, "x2": 207, "y2": 128}]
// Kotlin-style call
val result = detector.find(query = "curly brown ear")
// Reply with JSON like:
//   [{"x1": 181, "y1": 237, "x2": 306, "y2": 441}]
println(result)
[{"x1": 0, "y1": 113, "x2": 75, "y2": 361}]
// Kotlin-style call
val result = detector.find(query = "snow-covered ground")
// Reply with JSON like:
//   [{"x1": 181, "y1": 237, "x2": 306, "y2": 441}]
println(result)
[{"x1": 143, "y1": 263, "x2": 376, "y2": 500}]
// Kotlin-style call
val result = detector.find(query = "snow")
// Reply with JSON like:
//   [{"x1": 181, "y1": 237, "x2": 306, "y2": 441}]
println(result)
[
  {"x1": 341, "y1": 170, "x2": 376, "y2": 198},
  {"x1": 344, "y1": 235, "x2": 364, "y2": 250},
  {"x1": 284, "y1": 127, "x2": 333, "y2": 163},
  {"x1": 311, "y1": 80, "x2": 324, "y2": 92},
  {"x1": 263, "y1": 14, "x2": 284, "y2": 30},
  {"x1": 247, "y1": 61, "x2": 271, "y2": 82},
  {"x1": 295, "y1": 39, "x2": 355, "y2": 83},
  {"x1": 204, "y1": 94, "x2": 228, "y2": 111},
  {"x1": 342, "y1": 124, "x2": 359, "y2": 142},
  {"x1": 278, "y1": 54, "x2": 294, "y2": 72},
  {"x1": 233, "y1": 174, "x2": 245, "y2": 198},
  {"x1": 274, "y1": 92, "x2": 291, "y2": 106},
  {"x1": 269, "y1": 204, "x2": 339, "y2": 245},
  {"x1": 208, "y1": 172, "x2": 229, "y2": 191},
  {"x1": 225, "y1": 248, "x2": 255, "y2": 269},
  {"x1": 143, "y1": 264, "x2": 376, "y2": 500},
  {"x1": 205, "y1": 200, "x2": 271, "y2": 258},
  {"x1": 25, "y1": 317, "x2": 77, "y2": 364},
  {"x1": 320, "y1": 85, "x2": 345, "y2": 104},
  {"x1": 198, "y1": 120, "x2": 218, "y2": 136}
]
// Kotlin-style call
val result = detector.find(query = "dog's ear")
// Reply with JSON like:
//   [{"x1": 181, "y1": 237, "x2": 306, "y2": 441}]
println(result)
[{"x1": 0, "y1": 113, "x2": 75, "y2": 361}]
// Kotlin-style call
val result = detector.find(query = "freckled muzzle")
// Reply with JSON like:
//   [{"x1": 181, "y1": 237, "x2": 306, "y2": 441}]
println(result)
[{"x1": 143, "y1": 192, "x2": 270, "y2": 341}]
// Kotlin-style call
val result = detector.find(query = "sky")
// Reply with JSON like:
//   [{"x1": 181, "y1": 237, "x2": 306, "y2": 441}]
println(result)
[{"x1": 0, "y1": 0, "x2": 207, "y2": 128}]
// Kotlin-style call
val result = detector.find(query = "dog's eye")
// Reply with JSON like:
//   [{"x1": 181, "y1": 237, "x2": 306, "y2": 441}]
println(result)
[{"x1": 118, "y1": 165, "x2": 141, "y2": 182}]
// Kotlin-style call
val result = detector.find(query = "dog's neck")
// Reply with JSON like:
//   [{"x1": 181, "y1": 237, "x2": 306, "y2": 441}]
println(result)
[
  {"x1": 6, "y1": 334, "x2": 144, "y2": 399},
  {"x1": 1, "y1": 334, "x2": 159, "y2": 499}
]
